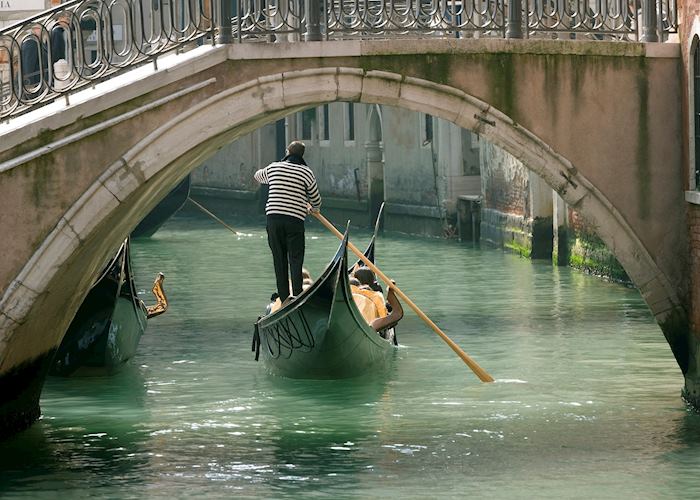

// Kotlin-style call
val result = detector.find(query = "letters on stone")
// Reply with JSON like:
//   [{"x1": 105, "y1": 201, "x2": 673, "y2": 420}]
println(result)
[{"x1": 0, "y1": 1, "x2": 46, "y2": 12}]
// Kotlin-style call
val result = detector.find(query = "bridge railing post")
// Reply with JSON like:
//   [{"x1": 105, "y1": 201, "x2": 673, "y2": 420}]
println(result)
[
  {"x1": 217, "y1": 0, "x2": 233, "y2": 44},
  {"x1": 640, "y1": 0, "x2": 659, "y2": 42},
  {"x1": 304, "y1": 0, "x2": 322, "y2": 41},
  {"x1": 506, "y1": 0, "x2": 523, "y2": 39}
]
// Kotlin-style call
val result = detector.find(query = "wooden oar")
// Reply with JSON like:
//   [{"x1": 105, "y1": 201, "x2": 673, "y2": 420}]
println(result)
[
  {"x1": 313, "y1": 211, "x2": 495, "y2": 383},
  {"x1": 187, "y1": 197, "x2": 240, "y2": 235}
]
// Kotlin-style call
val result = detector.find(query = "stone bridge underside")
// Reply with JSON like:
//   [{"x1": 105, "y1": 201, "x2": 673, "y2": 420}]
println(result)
[{"x1": 0, "y1": 38, "x2": 688, "y2": 436}]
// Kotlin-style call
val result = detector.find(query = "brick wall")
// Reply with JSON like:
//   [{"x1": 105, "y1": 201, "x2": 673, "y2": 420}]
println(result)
[
  {"x1": 680, "y1": 0, "x2": 700, "y2": 333},
  {"x1": 690, "y1": 203, "x2": 700, "y2": 332},
  {"x1": 479, "y1": 141, "x2": 529, "y2": 217},
  {"x1": 478, "y1": 141, "x2": 534, "y2": 254},
  {"x1": 567, "y1": 208, "x2": 630, "y2": 283}
]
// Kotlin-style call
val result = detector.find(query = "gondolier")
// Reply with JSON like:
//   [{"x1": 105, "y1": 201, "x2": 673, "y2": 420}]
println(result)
[{"x1": 254, "y1": 140, "x2": 322, "y2": 303}]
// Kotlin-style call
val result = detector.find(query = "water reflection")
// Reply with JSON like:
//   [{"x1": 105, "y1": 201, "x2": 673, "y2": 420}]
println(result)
[{"x1": 1, "y1": 365, "x2": 150, "y2": 492}]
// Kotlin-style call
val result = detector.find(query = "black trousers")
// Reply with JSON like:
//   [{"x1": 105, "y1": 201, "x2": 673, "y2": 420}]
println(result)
[{"x1": 266, "y1": 215, "x2": 305, "y2": 302}]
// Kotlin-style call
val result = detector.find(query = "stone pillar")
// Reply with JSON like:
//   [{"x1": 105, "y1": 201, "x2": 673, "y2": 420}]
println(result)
[
  {"x1": 366, "y1": 105, "x2": 384, "y2": 227},
  {"x1": 682, "y1": 334, "x2": 700, "y2": 407},
  {"x1": 0, "y1": 351, "x2": 55, "y2": 439},
  {"x1": 552, "y1": 191, "x2": 569, "y2": 266},
  {"x1": 683, "y1": 204, "x2": 700, "y2": 406},
  {"x1": 365, "y1": 141, "x2": 384, "y2": 228},
  {"x1": 529, "y1": 172, "x2": 553, "y2": 260}
]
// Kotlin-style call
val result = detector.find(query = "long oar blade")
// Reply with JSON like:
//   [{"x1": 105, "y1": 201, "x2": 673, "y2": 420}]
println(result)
[{"x1": 313, "y1": 212, "x2": 494, "y2": 383}]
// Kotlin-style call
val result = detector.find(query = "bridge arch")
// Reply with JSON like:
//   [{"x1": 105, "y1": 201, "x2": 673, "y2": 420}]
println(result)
[
  {"x1": 0, "y1": 65, "x2": 688, "y2": 435},
  {"x1": 13, "y1": 67, "x2": 682, "y2": 318}
]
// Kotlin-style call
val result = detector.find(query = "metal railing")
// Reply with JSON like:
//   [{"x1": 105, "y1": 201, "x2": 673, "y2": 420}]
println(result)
[
  {"x1": 237, "y1": 0, "x2": 677, "y2": 41},
  {"x1": 0, "y1": 0, "x2": 678, "y2": 121},
  {"x1": 525, "y1": 0, "x2": 677, "y2": 40},
  {"x1": 325, "y1": 0, "x2": 506, "y2": 38},
  {"x1": 1, "y1": 0, "x2": 215, "y2": 119}
]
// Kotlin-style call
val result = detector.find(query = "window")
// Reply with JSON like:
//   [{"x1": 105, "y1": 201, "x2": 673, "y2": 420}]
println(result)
[
  {"x1": 319, "y1": 104, "x2": 330, "y2": 142},
  {"x1": 695, "y1": 37, "x2": 700, "y2": 189},
  {"x1": 299, "y1": 108, "x2": 315, "y2": 141},
  {"x1": 344, "y1": 102, "x2": 355, "y2": 142},
  {"x1": 461, "y1": 129, "x2": 480, "y2": 176},
  {"x1": 422, "y1": 113, "x2": 434, "y2": 145}
]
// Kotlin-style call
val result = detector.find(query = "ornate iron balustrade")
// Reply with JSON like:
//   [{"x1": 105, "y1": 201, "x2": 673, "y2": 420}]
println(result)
[
  {"x1": 525, "y1": 0, "x2": 677, "y2": 40},
  {"x1": 0, "y1": 0, "x2": 215, "y2": 119},
  {"x1": 233, "y1": 0, "x2": 304, "y2": 41},
  {"x1": 322, "y1": 0, "x2": 676, "y2": 40},
  {"x1": 0, "y1": 0, "x2": 679, "y2": 120},
  {"x1": 325, "y1": 0, "x2": 506, "y2": 38}
]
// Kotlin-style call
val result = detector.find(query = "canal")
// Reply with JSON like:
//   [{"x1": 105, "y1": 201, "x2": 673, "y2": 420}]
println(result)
[{"x1": 1, "y1": 211, "x2": 698, "y2": 498}]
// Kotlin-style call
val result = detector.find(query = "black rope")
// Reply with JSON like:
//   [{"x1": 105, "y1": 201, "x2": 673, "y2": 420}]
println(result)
[
  {"x1": 259, "y1": 310, "x2": 315, "y2": 360},
  {"x1": 252, "y1": 318, "x2": 261, "y2": 361}
]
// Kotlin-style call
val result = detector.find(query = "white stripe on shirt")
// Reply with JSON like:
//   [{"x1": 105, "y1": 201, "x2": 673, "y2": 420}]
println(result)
[{"x1": 254, "y1": 161, "x2": 322, "y2": 220}]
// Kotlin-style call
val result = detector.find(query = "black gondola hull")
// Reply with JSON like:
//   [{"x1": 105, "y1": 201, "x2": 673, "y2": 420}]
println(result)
[
  {"x1": 132, "y1": 175, "x2": 191, "y2": 238},
  {"x1": 51, "y1": 240, "x2": 147, "y2": 377},
  {"x1": 255, "y1": 231, "x2": 395, "y2": 379}
]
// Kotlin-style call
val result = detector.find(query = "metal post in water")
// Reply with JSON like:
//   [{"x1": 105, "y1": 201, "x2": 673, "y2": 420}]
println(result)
[
  {"x1": 640, "y1": 0, "x2": 658, "y2": 42},
  {"x1": 304, "y1": 0, "x2": 322, "y2": 41},
  {"x1": 506, "y1": 0, "x2": 523, "y2": 39},
  {"x1": 217, "y1": 0, "x2": 233, "y2": 44}
]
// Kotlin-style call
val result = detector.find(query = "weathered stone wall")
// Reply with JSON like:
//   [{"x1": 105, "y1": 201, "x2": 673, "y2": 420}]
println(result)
[
  {"x1": 291, "y1": 103, "x2": 371, "y2": 200},
  {"x1": 480, "y1": 141, "x2": 626, "y2": 277},
  {"x1": 191, "y1": 123, "x2": 277, "y2": 193},
  {"x1": 568, "y1": 209, "x2": 630, "y2": 283},
  {"x1": 678, "y1": 0, "x2": 700, "y2": 405},
  {"x1": 680, "y1": 1, "x2": 700, "y2": 329},
  {"x1": 192, "y1": 103, "x2": 480, "y2": 235},
  {"x1": 479, "y1": 140, "x2": 533, "y2": 255}
]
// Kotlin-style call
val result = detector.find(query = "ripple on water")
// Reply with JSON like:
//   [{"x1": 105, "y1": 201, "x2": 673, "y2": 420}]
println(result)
[{"x1": 0, "y1": 213, "x2": 691, "y2": 498}]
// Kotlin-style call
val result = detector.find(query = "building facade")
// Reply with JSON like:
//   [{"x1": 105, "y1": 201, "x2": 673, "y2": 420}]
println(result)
[
  {"x1": 191, "y1": 103, "x2": 481, "y2": 236},
  {"x1": 680, "y1": 0, "x2": 700, "y2": 362},
  {"x1": 191, "y1": 100, "x2": 629, "y2": 281}
]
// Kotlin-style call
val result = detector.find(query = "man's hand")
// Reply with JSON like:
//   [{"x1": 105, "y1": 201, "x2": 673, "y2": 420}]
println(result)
[{"x1": 307, "y1": 204, "x2": 320, "y2": 214}]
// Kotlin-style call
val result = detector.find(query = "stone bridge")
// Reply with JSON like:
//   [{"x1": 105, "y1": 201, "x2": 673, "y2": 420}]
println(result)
[{"x1": 0, "y1": 37, "x2": 688, "y2": 436}]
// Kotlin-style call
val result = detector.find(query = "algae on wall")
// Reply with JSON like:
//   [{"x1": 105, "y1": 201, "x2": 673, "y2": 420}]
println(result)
[
  {"x1": 480, "y1": 140, "x2": 628, "y2": 282},
  {"x1": 479, "y1": 140, "x2": 534, "y2": 255},
  {"x1": 568, "y1": 212, "x2": 631, "y2": 284}
]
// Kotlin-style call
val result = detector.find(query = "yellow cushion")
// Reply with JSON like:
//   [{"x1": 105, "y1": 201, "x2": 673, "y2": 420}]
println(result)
[
  {"x1": 352, "y1": 293, "x2": 379, "y2": 323},
  {"x1": 351, "y1": 285, "x2": 387, "y2": 324}
]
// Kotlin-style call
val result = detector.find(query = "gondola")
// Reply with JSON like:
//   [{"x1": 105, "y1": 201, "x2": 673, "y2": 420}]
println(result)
[
  {"x1": 50, "y1": 238, "x2": 167, "y2": 376},
  {"x1": 131, "y1": 175, "x2": 191, "y2": 238},
  {"x1": 349, "y1": 201, "x2": 384, "y2": 272},
  {"x1": 252, "y1": 222, "x2": 397, "y2": 379}
]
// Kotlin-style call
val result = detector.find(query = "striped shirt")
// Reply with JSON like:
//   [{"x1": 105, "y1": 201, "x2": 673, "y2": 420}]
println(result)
[{"x1": 254, "y1": 160, "x2": 322, "y2": 220}]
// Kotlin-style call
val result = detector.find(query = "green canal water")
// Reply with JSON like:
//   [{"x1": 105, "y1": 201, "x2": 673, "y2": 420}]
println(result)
[{"x1": 2, "y1": 211, "x2": 699, "y2": 498}]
